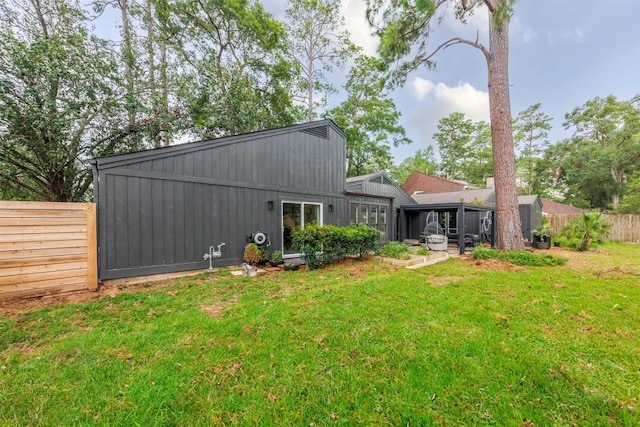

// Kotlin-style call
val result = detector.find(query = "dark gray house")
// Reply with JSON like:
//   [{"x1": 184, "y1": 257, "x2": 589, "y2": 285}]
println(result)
[
  {"x1": 90, "y1": 120, "x2": 393, "y2": 280},
  {"x1": 345, "y1": 172, "x2": 415, "y2": 241},
  {"x1": 401, "y1": 188, "x2": 542, "y2": 252}
]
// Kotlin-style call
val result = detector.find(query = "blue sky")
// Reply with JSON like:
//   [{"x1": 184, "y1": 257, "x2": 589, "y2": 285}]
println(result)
[
  {"x1": 333, "y1": 0, "x2": 640, "y2": 163},
  {"x1": 94, "y1": 0, "x2": 640, "y2": 164}
]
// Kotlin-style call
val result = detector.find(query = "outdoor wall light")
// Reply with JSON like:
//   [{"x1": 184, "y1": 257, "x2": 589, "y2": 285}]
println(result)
[
  {"x1": 267, "y1": 200, "x2": 274, "y2": 210},
  {"x1": 328, "y1": 204, "x2": 334, "y2": 213}
]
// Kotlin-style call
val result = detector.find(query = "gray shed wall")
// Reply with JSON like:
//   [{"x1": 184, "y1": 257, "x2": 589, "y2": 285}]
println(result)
[{"x1": 93, "y1": 121, "x2": 349, "y2": 280}]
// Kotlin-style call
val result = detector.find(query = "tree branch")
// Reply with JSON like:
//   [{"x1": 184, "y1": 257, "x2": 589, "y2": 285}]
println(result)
[{"x1": 423, "y1": 35, "x2": 489, "y2": 64}]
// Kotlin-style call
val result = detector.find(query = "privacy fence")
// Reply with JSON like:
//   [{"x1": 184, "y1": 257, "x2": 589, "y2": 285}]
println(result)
[
  {"x1": 547, "y1": 214, "x2": 640, "y2": 243},
  {"x1": 0, "y1": 201, "x2": 98, "y2": 300}
]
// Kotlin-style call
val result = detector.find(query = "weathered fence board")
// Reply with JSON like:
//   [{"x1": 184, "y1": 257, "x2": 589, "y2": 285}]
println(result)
[
  {"x1": 547, "y1": 214, "x2": 640, "y2": 243},
  {"x1": 0, "y1": 201, "x2": 97, "y2": 299}
]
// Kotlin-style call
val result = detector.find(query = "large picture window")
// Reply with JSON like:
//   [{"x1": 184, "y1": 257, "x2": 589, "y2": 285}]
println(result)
[
  {"x1": 350, "y1": 202, "x2": 388, "y2": 236},
  {"x1": 282, "y1": 201, "x2": 322, "y2": 256}
]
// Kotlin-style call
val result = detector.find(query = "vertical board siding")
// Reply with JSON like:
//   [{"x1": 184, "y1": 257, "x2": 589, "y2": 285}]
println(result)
[
  {"x1": 547, "y1": 214, "x2": 640, "y2": 243},
  {"x1": 94, "y1": 122, "x2": 353, "y2": 279},
  {"x1": 0, "y1": 201, "x2": 97, "y2": 299}
]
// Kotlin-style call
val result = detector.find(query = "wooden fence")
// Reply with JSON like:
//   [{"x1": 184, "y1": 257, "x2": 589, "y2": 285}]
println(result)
[
  {"x1": 547, "y1": 214, "x2": 640, "y2": 243},
  {"x1": 0, "y1": 201, "x2": 97, "y2": 300}
]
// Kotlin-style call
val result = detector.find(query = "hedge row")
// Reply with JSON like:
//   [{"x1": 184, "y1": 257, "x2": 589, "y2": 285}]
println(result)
[{"x1": 291, "y1": 224, "x2": 380, "y2": 269}]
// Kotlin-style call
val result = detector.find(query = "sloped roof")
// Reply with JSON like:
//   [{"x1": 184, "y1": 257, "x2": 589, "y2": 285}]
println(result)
[
  {"x1": 346, "y1": 171, "x2": 414, "y2": 204},
  {"x1": 412, "y1": 188, "x2": 495, "y2": 205},
  {"x1": 402, "y1": 172, "x2": 475, "y2": 195},
  {"x1": 518, "y1": 194, "x2": 541, "y2": 206},
  {"x1": 90, "y1": 119, "x2": 344, "y2": 168},
  {"x1": 542, "y1": 199, "x2": 590, "y2": 215}
]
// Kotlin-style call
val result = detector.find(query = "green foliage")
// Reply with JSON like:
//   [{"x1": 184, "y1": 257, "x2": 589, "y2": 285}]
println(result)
[
  {"x1": 546, "y1": 95, "x2": 640, "y2": 210},
  {"x1": 618, "y1": 171, "x2": 640, "y2": 214},
  {"x1": 285, "y1": 0, "x2": 353, "y2": 121},
  {"x1": 434, "y1": 112, "x2": 475, "y2": 180},
  {"x1": 326, "y1": 54, "x2": 411, "y2": 177},
  {"x1": 556, "y1": 212, "x2": 612, "y2": 251},
  {"x1": 389, "y1": 147, "x2": 437, "y2": 184},
  {"x1": 472, "y1": 247, "x2": 567, "y2": 266},
  {"x1": 270, "y1": 249, "x2": 282, "y2": 262},
  {"x1": 291, "y1": 223, "x2": 380, "y2": 269},
  {"x1": 380, "y1": 241, "x2": 410, "y2": 259},
  {"x1": 0, "y1": 0, "x2": 144, "y2": 201},
  {"x1": 3, "y1": 243, "x2": 639, "y2": 425},
  {"x1": 416, "y1": 246, "x2": 429, "y2": 256},
  {"x1": 243, "y1": 243, "x2": 262, "y2": 264},
  {"x1": 513, "y1": 103, "x2": 553, "y2": 195}
]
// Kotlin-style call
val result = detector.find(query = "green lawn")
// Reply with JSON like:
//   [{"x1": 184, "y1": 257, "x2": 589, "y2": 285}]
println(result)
[{"x1": 1, "y1": 243, "x2": 639, "y2": 425}]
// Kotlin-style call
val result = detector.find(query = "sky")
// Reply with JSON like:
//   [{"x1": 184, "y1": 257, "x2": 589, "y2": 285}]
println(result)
[
  {"x1": 264, "y1": 0, "x2": 640, "y2": 164},
  {"x1": 93, "y1": 0, "x2": 640, "y2": 165}
]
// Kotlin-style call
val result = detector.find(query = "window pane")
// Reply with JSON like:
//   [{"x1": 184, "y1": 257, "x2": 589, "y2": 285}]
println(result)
[
  {"x1": 283, "y1": 203, "x2": 301, "y2": 255},
  {"x1": 349, "y1": 204, "x2": 358, "y2": 224},
  {"x1": 360, "y1": 205, "x2": 368, "y2": 224},
  {"x1": 304, "y1": 203, "x2": 321, "y2": 226},
  {"x1": 370, "y1": 207, "x2": 378, "y2": 226},
  {"x1": 379, "y1": 207, "x2": 387, "y2": 224}
]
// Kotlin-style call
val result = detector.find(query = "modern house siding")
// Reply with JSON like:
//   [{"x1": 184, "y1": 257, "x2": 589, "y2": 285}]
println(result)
[{"x1": 91, "y1": 120, "x2": 353, "y2": 280}]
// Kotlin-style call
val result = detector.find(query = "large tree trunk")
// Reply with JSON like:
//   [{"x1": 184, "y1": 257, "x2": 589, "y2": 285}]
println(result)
[{"x1": 487, "y1": 13, "x2": 524, "y2": 251}]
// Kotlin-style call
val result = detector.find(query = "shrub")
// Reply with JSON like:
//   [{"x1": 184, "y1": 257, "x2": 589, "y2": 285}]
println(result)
[
  {"x1": 556, "y1": 212, "x2": 612, "y2": 251},
  {"x1": 271, "y1": 250, "x2": 282, "y2": 262},
  {"x1": 243, "y1": 243, "x2": 262, "y2": 264},
  {"x1": 472, "y1": 247, "x2": 567, "y2": 266},
  {"x1": 381, "y1": 241, "x2": 411, "y2": 259},
  {"x1": 291, "y1": 224, "x2": 380, "y2": 269},
  {"x1": 416, "y1": 246, "x2": 429, "y2": 256}
]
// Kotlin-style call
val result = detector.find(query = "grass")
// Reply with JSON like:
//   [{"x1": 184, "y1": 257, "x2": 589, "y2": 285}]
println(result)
[{"x1": 1, "y1": 243, "x2": 639, "y2": 425}]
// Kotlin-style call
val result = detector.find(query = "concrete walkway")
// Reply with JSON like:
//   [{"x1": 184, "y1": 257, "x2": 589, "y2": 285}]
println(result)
[{"x1": 406, "y1": 251, "x2": 450, "y2": 269}]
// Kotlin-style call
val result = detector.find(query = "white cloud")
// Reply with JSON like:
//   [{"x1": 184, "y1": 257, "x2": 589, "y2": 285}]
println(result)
[
  {"x1": 399, "y1": 79, "x2": 490, "y2": 159},
  {"x1": 444, "y1": 2, "x2": 489, "y2": 41},
  {"x1": 563, "y1": 27, "x2": 586, "y2": 43},
  {"x1": 510, "y1": 18, "x2": 537, "y2": 43},
  {"x1": 411, "y1": 77, "x2": 435, "y2": 101},
  {"x1": 341, "y1": 0, "x2": 378, "y2": 56}
]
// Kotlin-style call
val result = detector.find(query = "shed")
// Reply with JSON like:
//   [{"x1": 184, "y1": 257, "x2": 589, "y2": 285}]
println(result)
[
  {"x1": 518, "y1": 195, "x2": 543, "y2": 241},
  {"x1": 90, "y1": 120, "x2": 391, "y2": 280}
]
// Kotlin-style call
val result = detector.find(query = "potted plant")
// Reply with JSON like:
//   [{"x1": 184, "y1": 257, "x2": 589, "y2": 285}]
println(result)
[
  {"x1": 269, "y1": 250, "x2": 284, "y2": 267},
  {"x1": 283, "y1": 262, "x2": 299, "y2": 271},
  {"x1": 531, "y1": 223, "x2": 552, "y2": 249}
]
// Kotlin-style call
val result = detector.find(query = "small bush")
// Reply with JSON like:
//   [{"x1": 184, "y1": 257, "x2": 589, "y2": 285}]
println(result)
[
  {"x1": 556, "y1": 212, "x2": 611, "y2": 251},
  {"x1": 291, "y1": 224, "x2": 380, "y2": 269},
  {"x1": 416, "y1": 246, "x2": 429, "y2": 256},
  {"x1": 243, "y1": 243, "x2": 262, "y2": 264},
  {"x1": 472, "y1": 247, "x2": 567, "y2": 266},
  {"x1": 381, "y1": 241, "x2": 411, "y2": 259}
]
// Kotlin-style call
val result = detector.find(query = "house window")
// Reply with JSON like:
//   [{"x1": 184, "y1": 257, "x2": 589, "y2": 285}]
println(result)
[
  {"x1": 350, "y1": 203, "x2": 388, "y2": 236},
  {"x1": 349, "y1": 204, "x2": 358, "y2": 225},
  {"x1": 378, "y1": 207, "x2": 387, "y2": 232},
  {"x1": 359, "y1": 205, "x2": 368, "y2": 224},
  {"x1": 282, "y1": 201, "x2": 322, "y2": 256}
]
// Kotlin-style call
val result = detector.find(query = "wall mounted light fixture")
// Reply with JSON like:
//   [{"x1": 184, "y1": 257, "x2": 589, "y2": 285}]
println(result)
[
  {"x1": 267, "y1": 201, "x2": 274, "y2": 210},
  {"x1": 328, "y1": 204, "x2": 334, "y2": 213}
]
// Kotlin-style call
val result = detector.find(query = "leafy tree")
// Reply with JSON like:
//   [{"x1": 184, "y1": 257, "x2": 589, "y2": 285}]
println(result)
[
  {"x1": 464, "y1": 120, "x2": 494, "y2": 187},
  {"x1": 617, "y1": 171, "x2": 640, "y2": 214},
  {"x1": 0, "y1": 0, "x2": 143, "y2": 201},
  {"x1": 170, "y1": 0, "x2": 299, "y2": 137},
  {"x1": 285, "y1": 0, "x2": 354, "y2": 121},
  {"x1": 560, "y1": 95, "x2": 640, "y2": 210},
  {"x1": 389, "y1": 147, "x2": 437, "y2": 185},
  {"x1": 367, "y1": 0, "x2": 524, "y2": 251},
  {"x1": 326, "y1": 55, "x2": 410, "y2": 177},
  {"x1": 513, "y1": 103, "x2": 552, "y2": 194},
  {"x1": 434, "y1": 112, "x2": 475, "y2": 180}
]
